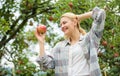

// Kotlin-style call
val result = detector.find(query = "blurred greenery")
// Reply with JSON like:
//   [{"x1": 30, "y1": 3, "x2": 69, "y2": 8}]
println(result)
[{"x1": 0, "y1": 0, "x2": 120, "y2": 76}]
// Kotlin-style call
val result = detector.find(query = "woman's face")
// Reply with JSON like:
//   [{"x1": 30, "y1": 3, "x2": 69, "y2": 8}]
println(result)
[{"x1": 60, "y1": 17, "x2": 76, "y2": 36}]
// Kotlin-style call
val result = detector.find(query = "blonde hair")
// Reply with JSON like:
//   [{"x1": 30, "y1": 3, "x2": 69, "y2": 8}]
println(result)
[{"x1": 61, "y1": 12, "x2": 86, "y2": 35}]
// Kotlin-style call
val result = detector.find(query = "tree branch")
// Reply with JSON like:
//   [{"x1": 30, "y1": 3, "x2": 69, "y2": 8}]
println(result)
[
  {"x1": 0, "y1": 15, "x2": 22, "y2": 42},
  {"x1": 0, "y1": 0, "x2": 55, "y2": 58},
  {"x1": 0, "y1": 16, "x2": 29, "y2": 49}
]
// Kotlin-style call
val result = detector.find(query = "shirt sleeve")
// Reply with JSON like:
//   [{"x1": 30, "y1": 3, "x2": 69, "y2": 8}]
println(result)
[
  {"x1": 36, "y1": 42, "x2": 60, "y2": 71},
  {"x1": 36, "y1": 54, "x2": 55, "y2": 71},
  {"x1": 91, "y1": 6, "x2": 106, "y2": 39},
  {"x1": 83, "y1": 7, "x2": 106, "y2": 53}
]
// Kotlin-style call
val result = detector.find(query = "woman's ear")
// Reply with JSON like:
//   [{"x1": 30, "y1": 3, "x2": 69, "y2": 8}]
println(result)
[{"x1": 73, "y1": 18, "x2": 78, "y2": 27}]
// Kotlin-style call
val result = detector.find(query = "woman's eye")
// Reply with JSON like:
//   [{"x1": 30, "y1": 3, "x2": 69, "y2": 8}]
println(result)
[
  {"x1": 60, "y1": 21, "x2": 67, "y2": 27},
  {"x1": 63, "y1": 21, "x2": 67, "y2": 24}
]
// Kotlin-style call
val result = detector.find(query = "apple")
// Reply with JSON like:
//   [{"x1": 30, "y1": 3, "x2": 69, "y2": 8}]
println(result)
[
  {"x1": 110, "y1": 45, "x2": 114, "y2": 49},
  {"x1": 27, "y1": 3, "x2": 33, "y2": 10},
  {"x1": 114, "y1": 53, "x2": 119, "y2": 57},
  {"x1": 18, "y1": 60, "x2": 24, "y2": 65},
  {"x1": 16, "y1": 70, "x2": 21, "y2": 74},
  {"x1": 29, "y1": 20, "x2": 33, "y2": 26},
  {"x1": 68, "y1": 2, "x2": 73, "y2": 8},
  {"x1": 98, "y1": 52, "x2": 103, "y2": 57},
  {"x1": 49, "y1": 16, "x2": 54, "y2": 21},
  {"x1": 37, "y1": 24, "x2": 47, "y2": 34},
  {"x1": 102, "y1": 40, "x2": 107, "y2": 46}
]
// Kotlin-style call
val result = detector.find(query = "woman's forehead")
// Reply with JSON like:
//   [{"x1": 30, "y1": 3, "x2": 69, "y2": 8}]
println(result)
[{"x1": 60, "y1": 17, "x2": 71, "y2": 22}]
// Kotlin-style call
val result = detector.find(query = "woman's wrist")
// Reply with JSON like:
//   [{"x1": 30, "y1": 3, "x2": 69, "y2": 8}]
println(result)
[
  {"x1": 39, "y1": 41, "x2": 45, "y2": 57},
  {"x1": 85, "y1": 11, "x2": 92, "y2": 18},
  {"x1": 77, "y1": 11, "x2": 93, "y2": 21},
  {"x1": 39, "y1": 40, "x2": 45, "y2": 44}
]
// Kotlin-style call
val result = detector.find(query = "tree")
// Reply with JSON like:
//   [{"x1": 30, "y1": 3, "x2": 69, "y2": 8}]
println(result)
[
  {"x1": 0, "y1": 0, "x2": 120, "y2": 76},
  {"x1": 0, "y1": 0, "x2": 56, "y2": 75}
]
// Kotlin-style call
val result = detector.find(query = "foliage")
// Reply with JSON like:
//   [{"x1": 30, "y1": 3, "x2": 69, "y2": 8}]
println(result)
[{"x1": 0, "y1": 0, "x2": 120, "y2": 76}]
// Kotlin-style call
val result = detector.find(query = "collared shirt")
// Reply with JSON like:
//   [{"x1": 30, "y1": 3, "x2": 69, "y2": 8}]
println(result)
[
  {"x1": 68, "y1": 38, "x2": 90, "y2": 76},
  {"x1": 36, "y1": 7, "x2": 106, "y2": 76}
]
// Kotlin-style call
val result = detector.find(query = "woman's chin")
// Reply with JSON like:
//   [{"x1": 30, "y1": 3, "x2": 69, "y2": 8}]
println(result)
[
  {"x1": 64, "y1": 32, "x2": 68, "y2": 36},
  {"x1": 64, "y1": 33, "x2": 70, "y2": 38}
]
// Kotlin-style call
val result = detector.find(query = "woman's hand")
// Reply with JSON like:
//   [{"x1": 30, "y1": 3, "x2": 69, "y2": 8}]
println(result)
[
  {"x1": 35, "y1": 28, "x2": 46, "y2": 56},
  {"x1": 34, "y1": 28, "x2": 46, "y2": 44}
]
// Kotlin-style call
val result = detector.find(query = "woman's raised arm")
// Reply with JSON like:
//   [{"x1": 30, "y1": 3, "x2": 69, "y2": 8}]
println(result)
[{"x1": 76, "y1": 11, "x2": 93, "y2": 21}]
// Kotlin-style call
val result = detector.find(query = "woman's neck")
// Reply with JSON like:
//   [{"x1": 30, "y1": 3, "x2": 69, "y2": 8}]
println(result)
[{"x1": 70, "y1": 29, "x2": 80, "y2": 45}]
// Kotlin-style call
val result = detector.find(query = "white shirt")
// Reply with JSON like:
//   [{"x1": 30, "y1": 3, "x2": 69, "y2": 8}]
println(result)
[{"x1": 68, "y1": 42, "x2": 90, "y2": 76}]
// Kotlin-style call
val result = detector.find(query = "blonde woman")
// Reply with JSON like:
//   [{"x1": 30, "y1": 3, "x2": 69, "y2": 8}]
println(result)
[{"x1": 35, "y1": 7, "x2": 106, "y2": 76}]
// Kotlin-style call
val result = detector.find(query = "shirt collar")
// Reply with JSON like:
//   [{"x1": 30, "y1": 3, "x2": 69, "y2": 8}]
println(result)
[{"x1": 64, "y1": 34, "x2": 85, "y2": 46}]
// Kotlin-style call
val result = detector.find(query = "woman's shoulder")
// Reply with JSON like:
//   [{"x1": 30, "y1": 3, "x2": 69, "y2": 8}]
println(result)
[
  {"x1": 53, "y1": 40, "x2": 67, "y2": 53},
  {"x1": 55, "y1": 39, "x2": 67, "y2": 47}
]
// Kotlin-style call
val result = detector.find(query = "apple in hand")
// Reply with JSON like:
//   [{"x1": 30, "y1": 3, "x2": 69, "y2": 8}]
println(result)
[{"x1": 37, "y1": 24, "x2": 47, "y2": 34}]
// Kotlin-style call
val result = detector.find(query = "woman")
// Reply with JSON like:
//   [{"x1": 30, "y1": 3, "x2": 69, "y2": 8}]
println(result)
[{"x1": 35, "y1": 7, "x2": 106, "y2": 76}]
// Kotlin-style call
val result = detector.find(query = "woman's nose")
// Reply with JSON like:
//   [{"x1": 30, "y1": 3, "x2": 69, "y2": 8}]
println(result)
[
  {"x1": 61, "y1": 24, "x2": 65, "y2": 28},
  {"x1": 61, "y1": 25, "x2": 65, "y2": 30},
  {"x1": 60, "y1": 25, "x2": 64, "y2": 31}
]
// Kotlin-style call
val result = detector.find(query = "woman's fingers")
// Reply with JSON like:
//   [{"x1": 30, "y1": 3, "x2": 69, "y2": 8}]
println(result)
[
  {"x1": 34, "y1": 28, "x2": 46, "y2": 42},
  {"x1": 34, "y1": 28, "x2": 40, "y2": 39}
]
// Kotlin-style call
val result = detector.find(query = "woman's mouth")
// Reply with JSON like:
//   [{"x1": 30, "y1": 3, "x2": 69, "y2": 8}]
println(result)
[{"x1": 62, "y1": 27, "x2": 68, "y2": 33}]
